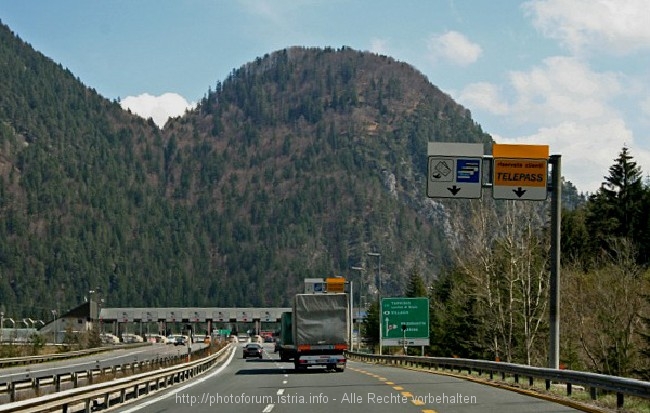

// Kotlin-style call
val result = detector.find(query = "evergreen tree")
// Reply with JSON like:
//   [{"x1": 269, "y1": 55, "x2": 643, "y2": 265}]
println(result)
[
  {"x1": 405, "y1": 266, "x2": 427, "y2": 297},
  {"x1": 363, "y1": 299, "x2": 380, "y2": 352},
  {"x1": 586, "y1": 146, "x2": 647, "y2": 264}
]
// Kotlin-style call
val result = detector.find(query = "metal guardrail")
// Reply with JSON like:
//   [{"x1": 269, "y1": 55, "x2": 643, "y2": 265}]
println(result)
[
  {"x1": 0, "y1": 348, "x2": 194, "y2": 402},
  {"x1": 348, "y1": 352, "x2": 650, "y2": 409},
  {"x1": 0, "y1": 344, "x2": 233, "y2": 413},
  {"x1": 0, "y1": 343, "x2": 150, "y2": 368}
]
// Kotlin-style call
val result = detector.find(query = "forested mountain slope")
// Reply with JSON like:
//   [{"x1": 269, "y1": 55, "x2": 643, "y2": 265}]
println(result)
[{"x1": 0, "y1": 23, "x2": 491, "y2": 317}]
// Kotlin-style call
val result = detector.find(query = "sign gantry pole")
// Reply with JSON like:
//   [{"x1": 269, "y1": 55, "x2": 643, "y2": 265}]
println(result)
[
  {"x1": 548, "y1": 155, "x2": 561, "y2": 369},
  {"x1": 428, "y1": 142, "x2": 562, "y2": 369}
]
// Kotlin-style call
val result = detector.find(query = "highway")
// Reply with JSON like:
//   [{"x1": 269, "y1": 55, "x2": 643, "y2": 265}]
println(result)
[{"x1": 109, "y1": 342, "x2": 583, "y2": 413}]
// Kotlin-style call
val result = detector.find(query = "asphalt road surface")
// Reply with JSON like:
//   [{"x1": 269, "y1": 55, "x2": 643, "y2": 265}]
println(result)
[{"x1": 109, "y1": 343, "x2": 583, "y2": 413}]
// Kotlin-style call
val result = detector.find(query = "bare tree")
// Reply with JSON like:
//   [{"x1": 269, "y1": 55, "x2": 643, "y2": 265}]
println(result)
[
  {"x1": 562, "y1": 238, "x2": 650, "y2": 376},
  {"x1": 450, "y1": 199, "x2": 549, "y2": 364}
]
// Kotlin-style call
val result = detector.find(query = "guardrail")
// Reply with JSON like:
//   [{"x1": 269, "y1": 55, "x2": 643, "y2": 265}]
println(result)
[
  {"x1": 348, "y1": 352, "x2": 650, "y2": 410},
  {"x1": 0, "y1": 344, "x2": 233, "y2": 413},
  {"x1": 0, "y1": 347, "x2": 196, "y2": 402},
  {"x1": 0, "y1": 343, "x2": 150, "y2": 368}
]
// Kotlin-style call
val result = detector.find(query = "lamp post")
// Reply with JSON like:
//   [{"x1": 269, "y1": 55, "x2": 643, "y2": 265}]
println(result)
[
  {"x1": 51, "y1": 309, "x2": 58, "y2": 344},
  {"x1": 351, "y1": 266, "x2": 365, "y2": 351},
  {"x1": 348, "y1": 280, "x2": 353, "y2": 352},
  {"x1": 367, "y1": 251, "x2": 381, "y2": 355},
  {"x1": 0, "y1": 311, "x2": 4, "y2": 344}
]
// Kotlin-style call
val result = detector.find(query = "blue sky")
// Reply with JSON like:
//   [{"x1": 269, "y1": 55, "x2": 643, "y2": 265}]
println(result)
[{"x1": 2, "y1": 0, "x2": 650, "y2": 194}]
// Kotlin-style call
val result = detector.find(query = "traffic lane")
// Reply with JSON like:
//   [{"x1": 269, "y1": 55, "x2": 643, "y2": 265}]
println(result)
[
  {"x1": 113, "y1": 343, "x2": 279, "y2": 413},
  {"x1": 0, "y1": 343, "x2": 204, "y2": 382},
  {"x1": 143, "y1": 343, "x2": 441, "y2": 413},
  {"x1": 266, "y1": 358, "x2": 436, "y2": 413},
  {"x1": 351, "y1": 361, "x2": 582, "y2": 413}
]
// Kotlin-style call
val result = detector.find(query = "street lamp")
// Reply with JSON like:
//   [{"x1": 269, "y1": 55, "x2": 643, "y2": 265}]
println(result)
[
  {"x1": 51, "y1": 309, "x2": 58, "y2": 344},
  {"x1": 351, "y1": 266, "x2": 364, "y2": 351},
  {"x1": 367, "y1": 251, "x2": 381, "y2": 355}
]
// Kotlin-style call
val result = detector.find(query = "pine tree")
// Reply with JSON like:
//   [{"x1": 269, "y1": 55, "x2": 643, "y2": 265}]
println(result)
[
  {"x1": 405, "y1": 266, "x2": 427, "y2": 297},
  {"x1": 586, "y1": 146, "x2": 646, "y2": 263}
]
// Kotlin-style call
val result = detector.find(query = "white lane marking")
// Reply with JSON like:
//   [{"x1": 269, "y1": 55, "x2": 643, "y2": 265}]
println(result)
[
  {"x1": 118, "y1": 346, "x2": 237, "y2": 413},
  {"x1": 276, "y1": 388, "x2": 285, "y2": 395},
  {"x1": 282, "y1": 380, "x2": 287, "y2": 384},
  {"x1": 262, "y1": 404, "x2": 275, "y2": 412}
]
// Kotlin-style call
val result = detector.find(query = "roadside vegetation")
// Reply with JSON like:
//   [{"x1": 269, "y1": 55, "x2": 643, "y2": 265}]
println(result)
[{"x1": 364, "y1": 147, "x2": 650, "y2": 382}]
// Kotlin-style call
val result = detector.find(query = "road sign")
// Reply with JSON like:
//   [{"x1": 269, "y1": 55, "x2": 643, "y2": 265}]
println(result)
[
  {"x1": 381, "y1": 297, "x2": 429, "y2": 346},
  {"x1": 427, "y1": 143, "x2": 483, "y2": 199},
  {"x1": 492, "y1": 144, "x2": 549, "y2": 200},
  {"x1": 326, "y1": 277, "x2": 346, "y2": 293}
]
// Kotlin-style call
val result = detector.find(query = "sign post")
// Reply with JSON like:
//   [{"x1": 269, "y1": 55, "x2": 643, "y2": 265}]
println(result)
[{"x1": 425, "y1": 141, "x2": 561, "y2": 369}]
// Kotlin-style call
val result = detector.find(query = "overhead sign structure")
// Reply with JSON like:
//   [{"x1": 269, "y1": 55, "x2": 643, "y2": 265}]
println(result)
[
  {"x1": 381, "y1": 297, "x2": 429, "y2": 346},
  {"x1": 492, "y1": 144, "x2": 549, "y2": 200},
  {"x1": 427, "y1": 142, "x2": 483, "y2": 199}
]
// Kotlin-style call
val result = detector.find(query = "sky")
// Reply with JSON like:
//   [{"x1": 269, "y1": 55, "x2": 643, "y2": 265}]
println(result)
[{"x1": 2, "y1": 1, "x2": 650, "y2": 194}]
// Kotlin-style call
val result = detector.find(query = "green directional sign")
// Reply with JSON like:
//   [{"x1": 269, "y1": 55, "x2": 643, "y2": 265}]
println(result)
[{"x1": 381, "y1": 297, "x2": 429, "y2": 346}]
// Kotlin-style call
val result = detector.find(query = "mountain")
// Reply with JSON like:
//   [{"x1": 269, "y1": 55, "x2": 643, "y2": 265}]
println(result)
[{"x1": 0, "y1": 22, "x2": 492, "y2": 319}]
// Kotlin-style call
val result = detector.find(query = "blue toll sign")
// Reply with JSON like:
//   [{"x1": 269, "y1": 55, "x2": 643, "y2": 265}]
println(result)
[{"x1": 456, "y1": 159, "x2": 480, "y2": 183}]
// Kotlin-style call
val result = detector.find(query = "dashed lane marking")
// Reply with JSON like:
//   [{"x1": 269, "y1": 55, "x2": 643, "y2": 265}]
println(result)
[{"x1": 350, "y1": 366, "x2": 438, "y2": 413}]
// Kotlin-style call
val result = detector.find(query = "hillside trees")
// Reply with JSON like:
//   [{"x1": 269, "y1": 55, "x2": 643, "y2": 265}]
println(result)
[
  {"x1": 560, "y1": 147, "x2": 650, "y2": 376},
  {"x1": 562, "y1": 240, "x2": 650, "y2": 376},
  {"x1": 432, "y1": 146, "x2": 650, "y2": 374}
]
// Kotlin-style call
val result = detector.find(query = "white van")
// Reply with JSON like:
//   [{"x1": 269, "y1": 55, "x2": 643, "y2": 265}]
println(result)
[
  {"x1": 100, "y1": 333, "x2": 120, "y2": 344},
  {"x1": 121, "y1": 333, "x2": 144, "y2": 343}
]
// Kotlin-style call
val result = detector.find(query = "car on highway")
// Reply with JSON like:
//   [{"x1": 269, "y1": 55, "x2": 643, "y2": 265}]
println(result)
[
  {"x1": 242, "y1": 343, "x2": 263, "y2": 359},
  {"x1": 166, "y1": 334, "x2": 188, "y2": 346},
  {"x1": 121, "y1": 333, "x2": 144, "y2": 343},
  {"x1": 100, "y1": 333, "x2": 120, "y2": 344}
]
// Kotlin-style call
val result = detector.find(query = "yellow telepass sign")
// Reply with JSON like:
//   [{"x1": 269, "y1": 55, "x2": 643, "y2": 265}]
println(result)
[
  {"x1": 493, "y1": 159, "x2": 547, "y2": 187},
  {"x1": 492, "y1": 144, "x2": 549, "y2": 200}
]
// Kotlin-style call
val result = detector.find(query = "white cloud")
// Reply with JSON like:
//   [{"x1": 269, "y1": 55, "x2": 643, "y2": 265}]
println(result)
[
  {"x1": 120, "y1": 93, "x2": 195, "y2": 128},
  {"x1": 457, "y1": 55, "x2": 650, "y2": 193},
  {"x1": 370, "y1": 38, "x2": 389, "y2": 55},
  {"x1": 427, "y1": 31, "x2": 482, "y2": 66},
  {"x1": 458, "y1": 82, "x2": 510, "y2": 115},
  {"x1": 496, "y1": 120, "x2": 636, "y2": 193},
  {"x1": 523, "y1": 0, "x2": 650, "y2": 55},
  {"x1": 507, "y1": 56, "x2": 621, "y2": 125},
  {"x1": 641, "y1": 96, "x2": 650, "y2": 116},
  {"x1": 459, "y1": 56, "x2": 622, "y2": 124}
]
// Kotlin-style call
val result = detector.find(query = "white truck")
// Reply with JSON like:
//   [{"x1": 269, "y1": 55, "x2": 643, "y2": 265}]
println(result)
[{"x1": 278, "y1": 293, "x2": 349, "y2": 372}]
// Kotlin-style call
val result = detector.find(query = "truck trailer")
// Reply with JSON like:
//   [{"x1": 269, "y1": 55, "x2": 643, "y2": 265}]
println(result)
[{"x1": 278, "y1": 293, "x2": 349, "y2": 371}]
